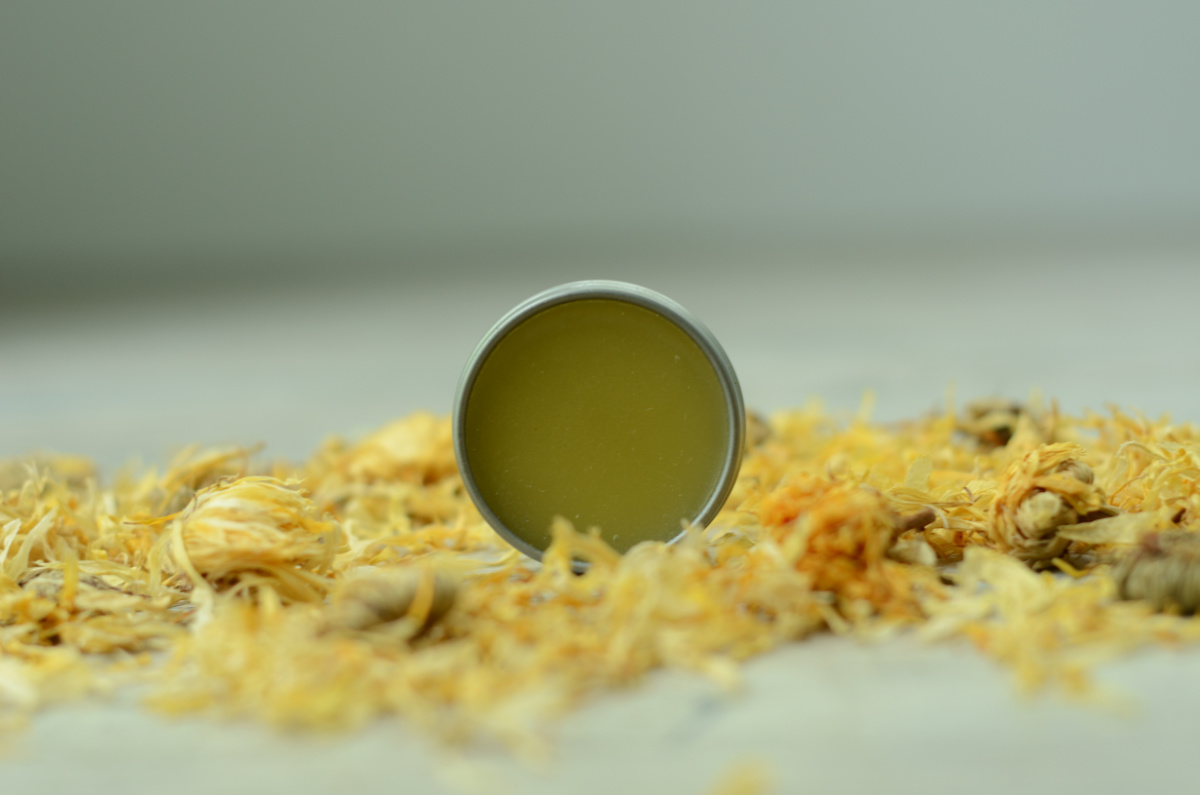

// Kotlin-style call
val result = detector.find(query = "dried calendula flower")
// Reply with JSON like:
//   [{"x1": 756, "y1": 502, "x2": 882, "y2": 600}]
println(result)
[
  {"x1": 761, "y1": 478, "x2": 930, "y2": 620},
  {"x1": 884, "y1": 508, "x2": 938, "y2": 567},
  {"x1": 152, "y1": 445, "x2": 261, "y2": 516},
  {"x1": 168, "y1": 477, "x2": 340, "y2": 602},
  {"x1": 313, "y1": 412, "x2": 457, "y2": 487},
  {"x1": 325, "y1": 565, "x2": 458, "y2": 635},
  {"x1": 302, "y1": 412, "x2": 469, "y2": 538},
  {"x1": 0, "y1": 455, "x2": 95, "y2": 493},
  {"x1": 959, "y1": 398, "x2": 1025, "y2": 447},
  {"x1": 10, "y1": 566, "x2": 184, "y2": 653},
  {"x1": 744, "y1": 410, "x2": 772, "y2": 451},
  {"x1": 990, "y1": 444, "x2": 1112, "y2": 564},
  {"x1": 1114, "y1": 531, "x2": 1200, "y2": 613}
]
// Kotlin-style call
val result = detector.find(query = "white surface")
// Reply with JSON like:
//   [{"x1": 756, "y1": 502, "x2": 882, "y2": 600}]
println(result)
[
  {"x1": 3, "y1": 254, "x2": 1200, "y2": 793},
  {"x1": 7, "y1": 637, "x2": 1200, "y2": 795},
  {"x1": 5, "y1": 252, "x2": 1199, "y2": 468}
]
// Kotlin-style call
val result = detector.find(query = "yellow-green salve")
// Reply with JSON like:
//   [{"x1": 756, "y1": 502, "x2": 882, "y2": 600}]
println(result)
[{"x1": 462, "y1": 298, "x2": 730, "y2": 553}]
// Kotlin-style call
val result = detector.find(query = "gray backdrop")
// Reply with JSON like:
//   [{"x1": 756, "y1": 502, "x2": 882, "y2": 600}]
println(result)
[{"x1": 4, "y1": 1, "x2": 1199, "y2": 303}]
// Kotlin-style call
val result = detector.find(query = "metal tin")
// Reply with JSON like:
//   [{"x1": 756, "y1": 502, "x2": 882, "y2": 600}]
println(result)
[{"x1": 453, "y1": 280, "x2": 745, "y2": 567}]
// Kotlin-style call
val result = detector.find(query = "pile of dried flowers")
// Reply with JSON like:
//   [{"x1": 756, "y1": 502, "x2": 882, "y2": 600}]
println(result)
[{"x1": 3, "y1": 397, "x2": 1200, "y2": 751}]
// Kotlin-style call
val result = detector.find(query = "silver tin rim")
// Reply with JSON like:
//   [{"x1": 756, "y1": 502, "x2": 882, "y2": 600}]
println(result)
[{"x1": 452, "y1": 280, "x2": 745, "y2": 569}]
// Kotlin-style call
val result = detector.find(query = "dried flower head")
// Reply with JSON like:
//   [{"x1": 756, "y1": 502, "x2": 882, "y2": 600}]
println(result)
[
  {"x1": 169, "y1": 477, "x2": 340, "y2": 602},
  {"x1": 1114, "y1": 531, "x2": 1200, "y2": 613},
  {"x1": 756, "y1": 477, "x2": 932, "y2": 620},
  {"x1": 990, "y1": 444, "x2": 1111, "y2": 564},
  {"x1": 326, "y1": 565, "x2": 458, "y2": 635},
  {"x1": 959, "y1": 398, "x2": 1025, "y2": 447}
]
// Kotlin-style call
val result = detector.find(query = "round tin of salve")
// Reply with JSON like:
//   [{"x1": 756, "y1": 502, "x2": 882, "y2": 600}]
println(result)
[{"x1": 453, "y1": 281, "x2": 744, "y2": 565}]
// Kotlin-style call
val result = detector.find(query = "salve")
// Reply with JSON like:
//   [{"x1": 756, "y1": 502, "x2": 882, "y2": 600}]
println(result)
[{"x1": 454, "y1": 282, "x2": 743, "y2": 561}]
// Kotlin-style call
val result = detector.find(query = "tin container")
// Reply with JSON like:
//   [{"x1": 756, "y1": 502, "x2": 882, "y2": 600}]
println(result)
[{"x1": 453, "y1": 280, "x2": 744, "y2": 566}]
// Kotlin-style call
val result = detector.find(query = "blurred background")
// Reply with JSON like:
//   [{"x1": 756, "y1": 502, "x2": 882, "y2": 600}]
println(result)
[{"x1": 3, "y1": 1, "x2": 1200, "y2": 470}]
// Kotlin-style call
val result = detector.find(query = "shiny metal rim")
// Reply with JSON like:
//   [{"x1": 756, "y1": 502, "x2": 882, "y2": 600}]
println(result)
[{"x1": 453, "y1": 280, "x2": 745, "y2": 568}]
